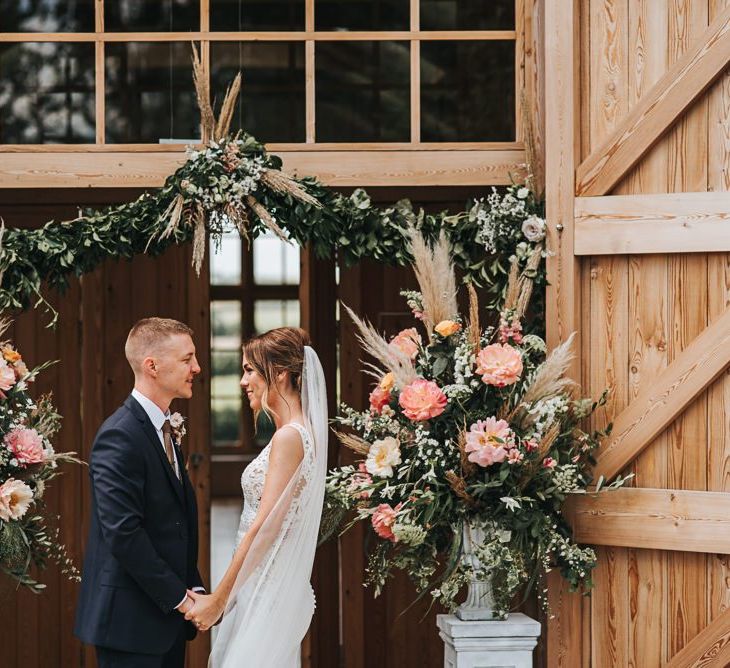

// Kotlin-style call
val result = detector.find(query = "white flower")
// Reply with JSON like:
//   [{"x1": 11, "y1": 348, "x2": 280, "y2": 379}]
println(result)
[
  {"x1": 365, "y1": 437, "x2": 402, "y2": 478},
  {"x1": 500, "y1": 496, "x2": 521, "y2": 512},
  {"x1": 0, "y1": 478, "x2": 34, "y2": 521},
  {"x1": 169, "y1": 412, "x2": 185, "y2": 429},
  {"x1": 517, "y1": 187, "x2": 530, "y2": 199},
  {"x1": 521, "y1": 215, "x2": 546, "y2": 242}
]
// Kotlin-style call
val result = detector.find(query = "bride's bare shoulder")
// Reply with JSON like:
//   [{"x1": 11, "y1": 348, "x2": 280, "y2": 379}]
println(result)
[{"x1": 269, "y1": 425, "x2": 304, "y2": 464}]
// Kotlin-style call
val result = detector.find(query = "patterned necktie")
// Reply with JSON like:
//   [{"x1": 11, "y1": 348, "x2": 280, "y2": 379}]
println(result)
[{"x1": 161, "y1": 419, "x2": 180, "y2": 480}]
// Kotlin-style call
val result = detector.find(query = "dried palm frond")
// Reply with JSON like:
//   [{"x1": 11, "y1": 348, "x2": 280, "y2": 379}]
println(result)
[
  {"x1": 518, "y1": 422, "x2": 561, "y2": 491},
  {"x1": 191, "y1": 202, "x2": 207, "y2": 276},
  {"x1": 214, "y1": 72, "x2": 242, "y2": 140},
  {"x1": 503, "y1": 256, "x2": 522, "y2": 312},
  {"x1": 334, "y1": 431, "x2": 371, "y2": 456},
  {"x1": 342, "y1": 304, "x2": 418, "y2": 389},
  {"x1": 456, "y1": 427, "x2": 477, "y2": 478},
  {"x1": 260, "y1": 169, "x2": 322, "y2": 208},
  {"x1": 466, "y1": 282, "x2": 481, "y2": 350},
  {"x1": 521, "y1": 333, "x2": 577, "y2": 406},
  {"x1": 246, "y1": 195, "x2": 289, "y2": 241},
  {"x1": 223, "y1": 201, "x2": 251, "y2": 244},
  {"x1": 191, "y1": 43, "x2": 215, "y2": 142},
  {"x1": 445, "y1": 471, "x2": 476, "y2": 507},
  {"x1": 0, "y1": 315, "x2": 10, "y2": 339},
  {"x1": 144, "y1": 194, "x2": 185, "y2": 252},
  {"x1": 514, "y1": 243, "x2": 544, "y2": 319},
  {"x1": 408, "y1": 229, "x2": 458, "y2": 338}
]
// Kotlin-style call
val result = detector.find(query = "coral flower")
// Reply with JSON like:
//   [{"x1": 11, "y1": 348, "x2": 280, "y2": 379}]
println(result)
[
  {"x1": 372, "y1": 503, "x2": 402, "y2": 542},
  {"x1": 475, "y1": 344, "x2": 523, "y2": 387},
  {"x1": 4, "y1": 427, "x2": 45, "y2": 466},
  {"x1": 399, "y1": 379, "x2": 447, "y2": 421},
  {"x1": 0, "y1": 478, "x2": 34, "y2": 522},
  {"x1": 434, "y1": 320, "x2": 461, "y2": 337},
  {"x1": 390, "y1": 328, "x2": 421, "y2": 359},
  {"x1": 2, "y1": 347, "x2": 21, "y2": 363},
  {"x1": 465, "y1": 418, "x2": 514, "y2": 467},
  {"x1": 379, "y1": 372, "x2": 395, "y2": 392},
  {"x1": 369, "y1": 385, "x2": 391, "y2": 414}
]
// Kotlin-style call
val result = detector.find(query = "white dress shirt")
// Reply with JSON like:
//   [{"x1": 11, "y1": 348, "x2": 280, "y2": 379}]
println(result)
[{"x1": 130, "y1": 388, "x2": 204, "y2": 608}]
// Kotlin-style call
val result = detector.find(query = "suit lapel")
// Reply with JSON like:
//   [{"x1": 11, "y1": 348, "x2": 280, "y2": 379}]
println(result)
[{"x1": 125, "y1": 396, "x2": 185, "y2": 507}]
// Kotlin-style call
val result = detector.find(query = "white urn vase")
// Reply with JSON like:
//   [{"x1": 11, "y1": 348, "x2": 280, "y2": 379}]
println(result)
[{"x1": 455, "y1": 519, "x2": 501, "y2": 621}]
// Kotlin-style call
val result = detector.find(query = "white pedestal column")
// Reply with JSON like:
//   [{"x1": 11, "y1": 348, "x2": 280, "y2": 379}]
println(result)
[{"x1": 437, "y1": 613, "x2": 541, "y2": 668}]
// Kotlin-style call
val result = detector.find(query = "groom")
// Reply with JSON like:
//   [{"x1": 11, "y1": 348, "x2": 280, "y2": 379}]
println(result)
[{"x1": 75, "y1": 317, "x2": 206, "y2": 667}]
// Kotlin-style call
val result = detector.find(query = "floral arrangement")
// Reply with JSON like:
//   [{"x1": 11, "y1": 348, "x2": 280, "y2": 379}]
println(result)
[
  {"x1": 0, "y1": 325, "x2": 80, "y2": 592},
  {"x1": 324, "y1": 231, "x2": 628, "y2": 617}
]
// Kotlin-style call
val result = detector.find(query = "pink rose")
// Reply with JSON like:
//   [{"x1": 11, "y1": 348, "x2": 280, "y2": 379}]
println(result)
[
  {"x1": 464, "y1": 417, "x2": 514, "y2": 467},
  {"x1": 369, "y1": 385, "x2": 392, "y2": 414},
  {"x1": 475, "y1": 344, "x2": 523, "y2": 387},
  {"x1": 0, "y1": 359, "x2": 15, "y2": 391},
  {"x1": 543, "y1": 457, "x2": 557, "y2": 469},
  {"x1": 390, "y1": 328, "x2": 421, "y2": 360},
  {"x1": 0, "y1": 478, "x2": 34, "y2": 521},
  {"x1": 4, "y1": 427, "x2": 46, "y2": 466},
  {"x1": 372, "y1": 502, "x2": 402, "y2": 542},
  {"x1": 398, "y1": 379, "x2": 447, "y2": 421}
]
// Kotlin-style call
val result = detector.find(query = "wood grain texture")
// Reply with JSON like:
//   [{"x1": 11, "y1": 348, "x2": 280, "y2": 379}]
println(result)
[
  {"x1": 568, "y1": 488, "x2": 730, "y2": 553},
  {"x1": 575, "y1": 2, "x2": 730, "y2": 196},
  {"x1": 592, "y1": 306, "x2": 730, "y2": 483},
  {"x1": 0, "y1": 150, "x2": 525, "y2": 188},
  {"x1": 574, "y1": 192, "x2": 730, "y2": 255},
  {"x1": 664, "y1": 605, "x2": 730, "y2": 668}
]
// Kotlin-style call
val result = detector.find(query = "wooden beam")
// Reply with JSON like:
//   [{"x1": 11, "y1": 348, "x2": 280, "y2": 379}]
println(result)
[
  {"x1": 567, "y1": 488, "x2": 730, "y2": 554},
  {"x1": 575, "y1": 3, "x2": 730, "y2": 196},
  {"x1": 0, "y1": 149, "x2": 525, "y2": 188},
  {"x1": 593, "y1": 307, "x2": 730, "y2": 482},
  {"x1": 544, "y1": 0, "x2": 582, "y2": 665},
  {"x1": 574, "y1": 192, "x2": 730, "y2": 255},
  {"x1": 665, "y1": 606, "x2": 730, "y2": 667}
]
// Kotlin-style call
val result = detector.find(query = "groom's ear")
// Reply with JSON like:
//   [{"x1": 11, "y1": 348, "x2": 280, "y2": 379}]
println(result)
[{"x1": 142, "y1": 356, "x2": 158, "y2": 377}]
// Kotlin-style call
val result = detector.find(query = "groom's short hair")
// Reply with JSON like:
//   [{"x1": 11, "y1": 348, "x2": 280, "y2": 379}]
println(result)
[{"x1": 125, "y1": 317, "x2": 194, "y2": 373}]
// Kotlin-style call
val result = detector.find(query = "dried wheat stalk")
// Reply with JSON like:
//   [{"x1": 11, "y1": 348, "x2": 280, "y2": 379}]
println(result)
[
  {"x1": 191, "y1": 43, "x2": 215, "y2": 142},
  {"x1": 260, "y1": 169, "x2": 322, "y2": 208},
  {"x1": 246, "y1": 195, "x2": 288, "y2": 241},
  {"x1": 335, "y1": 431, "x2": 371, "y2": 456},
  {"x1": 214, "y1": 72, "x2": 242, "y2": 140},
  {"x1": 445, "y1": 471, "x2": 477, "y2": 507},
  {"x1": 466, "y1": 282, "x2": 481, "y2": 351}
]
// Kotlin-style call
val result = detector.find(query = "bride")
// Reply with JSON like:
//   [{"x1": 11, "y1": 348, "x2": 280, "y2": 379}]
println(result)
[{"x1": 184, "y1": 327, "x2": 328, "y2": 667}]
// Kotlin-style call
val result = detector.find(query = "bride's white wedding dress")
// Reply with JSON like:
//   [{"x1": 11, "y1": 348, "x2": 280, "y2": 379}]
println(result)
[{"x1": 210, "y1": 348, "x2": 327, "y2": 668}]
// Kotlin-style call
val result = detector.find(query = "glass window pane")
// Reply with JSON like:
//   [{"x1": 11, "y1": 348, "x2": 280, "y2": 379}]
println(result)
[
  {"x1": 0, "y1": 43, "x2": 95, "y2": 144},
  {"x1": 212, "y1": 301, "x2": 242, "y2": 350},
  {"x1": 104, "y1": 0, "x2": 199, "y2": 31},
  {"x1": 211, "y1": 232, "x2": 242, "y2": 286},
  {"x1": 254, "y1": 300, "x2": 299, "y2": 334},
  {"x1": 253, "y1": 233, "x2": 300, "y2": 285},
  {"x1": 210, "y1": 0, "x2": 304, "y2": 31},
  {"x1": 316, "y1": 41, "x2": 409, "y2": 142},
  {"x1": 212, "y1": 352, "x2": 242, "y2": 394},
  {"x1": 316, "y1": 0, "x2": 408, "y2": 31},
  {"x1": 420, "y1": 0, "x2": 514, "y2": 30},
  {"x1": 421, "y1": 41, "x2": 515, "y2": 142},
  {"x1": 210, "y1": 42, "x2": 305, "y2": 143},
  {"x1": 212, "y1": 397, "x2": 241, "y2": 444},
  {"x1": 105, "y1": 42, "x2": 200, "y2": 143},
  {"x1": 1, "y1": 0, "x2": 95, "y2": 31}
]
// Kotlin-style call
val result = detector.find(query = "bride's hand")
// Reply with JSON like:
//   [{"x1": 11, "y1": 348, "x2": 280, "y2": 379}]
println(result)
[{"x1": 184, "y1": 589, "x2": 225, "y2": 631}]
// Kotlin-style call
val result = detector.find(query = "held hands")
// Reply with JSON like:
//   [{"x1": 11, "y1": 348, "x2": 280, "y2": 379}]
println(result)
[{"x1": 183, "y1": 589, "x2": 225, "y2": 632}]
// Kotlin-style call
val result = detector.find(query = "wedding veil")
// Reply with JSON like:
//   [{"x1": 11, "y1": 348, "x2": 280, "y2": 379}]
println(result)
[{"x1": 210, "y1": 346, "x2": 328, "y2": 667}]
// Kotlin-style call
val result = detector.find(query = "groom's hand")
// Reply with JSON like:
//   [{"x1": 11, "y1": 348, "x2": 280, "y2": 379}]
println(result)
[{"x1": 178, "y1": 595, "x2": 194, "y2": 616}]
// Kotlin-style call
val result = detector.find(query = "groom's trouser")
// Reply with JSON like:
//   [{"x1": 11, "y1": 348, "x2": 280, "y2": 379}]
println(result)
[{"x1": 95, "y1": 626, "x2": 186, "y2": 668}]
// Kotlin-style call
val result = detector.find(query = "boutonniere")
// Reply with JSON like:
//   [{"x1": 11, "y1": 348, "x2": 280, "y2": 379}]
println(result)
[{"x1": 169, "y1": 412, "x2": 187, "y2": 444}]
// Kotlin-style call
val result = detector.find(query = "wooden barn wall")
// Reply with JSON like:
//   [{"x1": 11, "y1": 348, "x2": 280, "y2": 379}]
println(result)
[
  {"x1": 579, "y1": 0, "x2": 730, "y2": 665},
  {"x1": 0, "y1": 194, "x2": 212, "y2": 668}
]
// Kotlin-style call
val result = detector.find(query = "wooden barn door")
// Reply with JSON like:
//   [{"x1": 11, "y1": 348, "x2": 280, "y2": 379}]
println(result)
[{"x1": 545, "y1": 1, "x2": 730, "y2": 666}]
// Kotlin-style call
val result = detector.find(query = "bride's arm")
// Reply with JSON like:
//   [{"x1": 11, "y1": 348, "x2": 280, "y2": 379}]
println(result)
[{"x1": 185, "y1": 428, "x2": 304, "y2": 627}]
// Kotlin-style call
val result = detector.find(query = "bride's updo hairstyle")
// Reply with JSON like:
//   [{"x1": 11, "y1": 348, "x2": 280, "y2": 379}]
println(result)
[{"x1": 242, "y1": 327, "x2": 311, "y2": 421}]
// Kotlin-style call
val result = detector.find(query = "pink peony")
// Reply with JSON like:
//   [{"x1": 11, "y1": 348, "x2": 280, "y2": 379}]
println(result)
[
  {"x1": 399, "y1": 379, "x2": 447, "y2": 421},
  {"x1": 390, "y1": 328, "x2": 421, "y2": 360},
  {"x1": 4, "y1": 427, "x2": 46, "y2": 466},
  {"x1": 369, "y1": 385, "x2": 392, "y2": 414},
  {"x1": 372, "y1": 503, "x2": 402, "y2": 542},
  {"x1": 475, "y1": 344, "x2": 523, "y2": 387},
  {"x1": 0, "y1": 359, "x2": 15, "y2": 391},
  {"x1": 465, "y1": 417, "x2": 514, "y2": 467},
  {"x1": 0, "y1": 478, "x2": 34, "y2": 521}
]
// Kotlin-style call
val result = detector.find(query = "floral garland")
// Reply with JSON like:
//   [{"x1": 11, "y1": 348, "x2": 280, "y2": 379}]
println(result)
[
  {"x1": 322, "y1": 232, "x2": 629, "y2": 617},
  {"x1": 0, "y1": 325, "x2": 80, "y2": 592},
  {"x1": 0, "y1": 132, "x2": 546, "y2": 325}
]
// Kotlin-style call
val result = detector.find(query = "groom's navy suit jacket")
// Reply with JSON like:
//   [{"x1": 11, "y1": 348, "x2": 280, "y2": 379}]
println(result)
[{"x1": 74, "y1": 395, "x2": 203, "y2": 654}]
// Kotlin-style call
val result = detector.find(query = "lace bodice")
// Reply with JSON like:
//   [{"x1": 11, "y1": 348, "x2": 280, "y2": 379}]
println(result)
[{"x1": 235, "y1": 422, "x2": 314, "y2": 547}]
